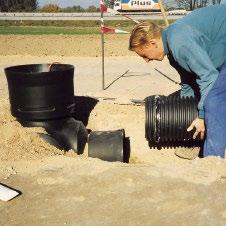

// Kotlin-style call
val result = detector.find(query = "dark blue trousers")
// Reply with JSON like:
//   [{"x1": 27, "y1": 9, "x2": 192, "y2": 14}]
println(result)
[{"x1": 203, "y1": 62, "x2": 226, "y2": 157}]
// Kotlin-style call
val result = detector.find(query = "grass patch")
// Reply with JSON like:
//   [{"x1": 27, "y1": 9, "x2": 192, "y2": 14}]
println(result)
[
  {"x1": 0, "y1": 20, "x2": 175, "y2": 35},
  {"x1": 0, "y1": 26, "x2": 100, "y2": 35},
  {"x1": 0, "y1": 19, "x2": 174, "y2": 27}
]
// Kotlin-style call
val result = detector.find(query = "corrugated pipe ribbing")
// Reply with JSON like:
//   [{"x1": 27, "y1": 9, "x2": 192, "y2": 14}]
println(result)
[{"x1": 145, "y1": 95, "x2": 198, "y2": 144}]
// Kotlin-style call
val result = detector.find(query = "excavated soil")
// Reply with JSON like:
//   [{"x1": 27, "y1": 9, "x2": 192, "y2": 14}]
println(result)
[{"x1": 1, "y1": 35, "x2": 226, "y2": 226}]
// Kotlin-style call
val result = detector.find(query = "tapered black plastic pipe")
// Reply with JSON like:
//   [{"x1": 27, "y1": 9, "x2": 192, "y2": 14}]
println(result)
[
  {"x1": 88, "y1": 129, "x2": 130, "y2": 163},
  {"x1": 145, "y1": 95, "x2": 198, "y2": 144}
]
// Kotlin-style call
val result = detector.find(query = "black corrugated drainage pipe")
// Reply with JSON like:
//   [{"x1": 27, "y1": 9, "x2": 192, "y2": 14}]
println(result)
[{"x1": 145, "y1": 95, "x2": 198, "y2": 144}]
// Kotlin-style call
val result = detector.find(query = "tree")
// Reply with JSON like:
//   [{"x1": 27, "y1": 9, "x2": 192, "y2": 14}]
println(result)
[
  {"x1": 60, "y1": 5, "x2": 100, "y2": 12},
  {"x1": 104, "y1": 0, "x2": 115, "y2": 8},
  {"x1": 39, "y1": 4, "x2": 60, "y2": 13},
  {"x1": 0, "y1": 0, "x2": 38, "y2": 12},
  {"x1": 174, "y1": 0, "x2": 209, "y2": 10},
  {"x1": 60, "y1": 5, "x2": 85, "y2": 12},
  {"x1": 86, "y1": 5, "x2": 99, "y2": 12},
  {"x1": 174, "y1": 0, "x2": 222, "y2": 10}
]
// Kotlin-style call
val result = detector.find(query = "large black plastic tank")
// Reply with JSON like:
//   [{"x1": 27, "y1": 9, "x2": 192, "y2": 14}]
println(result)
[{"x1": 5, "y1": 64, "x2": 75, "y2": 121}]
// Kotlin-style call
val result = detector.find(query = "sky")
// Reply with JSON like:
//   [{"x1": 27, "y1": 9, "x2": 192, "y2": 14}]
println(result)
[{"x1": 38, "y1": 0, "x2": 99, "y2": 8}]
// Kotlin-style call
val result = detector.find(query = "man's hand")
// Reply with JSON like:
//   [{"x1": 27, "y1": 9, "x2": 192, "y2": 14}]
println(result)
[{"x1": 187, "y1": 118, "x2": 205, "y2": 140}]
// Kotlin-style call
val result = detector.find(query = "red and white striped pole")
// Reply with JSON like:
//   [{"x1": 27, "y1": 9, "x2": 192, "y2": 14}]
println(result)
[
  {"x1": 100, "y1": 0, "x2": 107, "y2": 90},
  {"x1": 99, "y1": 0, "x2": 138, "y2": 90},
  {"x1": 101, "y1": 13, "x2": 105, "y2": 90}
]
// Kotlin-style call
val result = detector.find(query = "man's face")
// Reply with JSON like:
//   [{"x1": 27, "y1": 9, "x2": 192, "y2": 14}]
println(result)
[{"x1": 134, "y1": 40, "x2": 165, "y2": 62}]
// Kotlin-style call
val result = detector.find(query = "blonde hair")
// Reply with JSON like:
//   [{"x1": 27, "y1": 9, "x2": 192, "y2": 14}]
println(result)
[{"x1": 129, "y1": 22, "x2": 163, "y2": 51}]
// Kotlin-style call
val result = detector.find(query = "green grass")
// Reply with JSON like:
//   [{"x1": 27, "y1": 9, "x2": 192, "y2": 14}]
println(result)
[
  {"x1": 0, "y1": 26, "x2": 101, "y2": 35},
  {"x1": 0, "y1": 19, "x2": 172, "y2": 27},
  {"x1": 0, "y1": 20, "x2": 175, "y2": 35}
]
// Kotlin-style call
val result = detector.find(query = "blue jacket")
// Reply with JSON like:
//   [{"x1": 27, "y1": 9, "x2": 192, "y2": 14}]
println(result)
[{"x1": 162, "y1": 4, "x2": 226, "y2": 118}]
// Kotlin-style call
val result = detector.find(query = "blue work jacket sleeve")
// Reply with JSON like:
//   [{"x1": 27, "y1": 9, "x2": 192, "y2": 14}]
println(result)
[
  {"x1": 180, "y1": 83, "x2": 195, "y2": 98},
  {"x1": 168, "y1": 25, "x2": 219, "y2": 119}
]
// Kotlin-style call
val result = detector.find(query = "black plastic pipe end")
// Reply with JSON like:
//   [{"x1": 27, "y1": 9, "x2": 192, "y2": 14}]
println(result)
[
  {"x1": 88, "y1": 129, "x2": 130, "y2": 163},
  {"x1": 145, "y1": 95, "x2": 198, "y2": 144}
]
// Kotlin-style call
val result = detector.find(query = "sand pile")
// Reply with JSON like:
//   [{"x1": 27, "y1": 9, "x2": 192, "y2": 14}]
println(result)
[
  {"x1": 0, "y1": 100, "x2": 64, "y2": 161},
  {"x1": 0, "y1": 97, "x2": 145, "y2": 163}
]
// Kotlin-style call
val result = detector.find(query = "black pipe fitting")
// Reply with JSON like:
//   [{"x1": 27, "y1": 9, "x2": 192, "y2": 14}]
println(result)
[
  {"x1": 5, "y1": 64, "x2": 75, "y2": 121},
  {"x1": 88, "y1": 129, "x2": 130, "y2": 163},
  {"x1": 19, "y1": 118, "x2": 88, "y2": 154},
  {"x1": 4, "y1": 64, "x2": 89, "y2": 154},
  {"x1": 145, "y1": 95, "x2": 198, "y2": 144}
]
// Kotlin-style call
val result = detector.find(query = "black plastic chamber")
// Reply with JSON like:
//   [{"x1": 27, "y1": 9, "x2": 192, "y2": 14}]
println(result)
[
  {"x1": 5, "y1": 64, "x2": 75, "y2": 121},
  {"x1": 145, "y1": 95, "x2": 198, "y2": 144}
]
